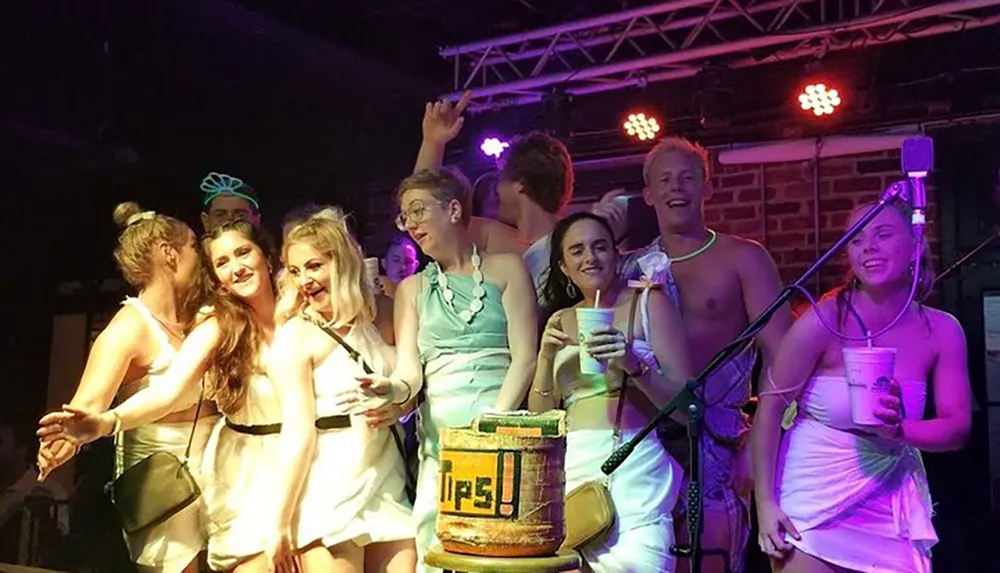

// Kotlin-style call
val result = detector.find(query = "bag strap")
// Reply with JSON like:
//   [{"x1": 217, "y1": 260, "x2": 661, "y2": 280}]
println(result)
[
  {"x1": 181, "y1": 381, "x2": 205, "y2": 466},
  {"x1": 611, "y1": 290, "x2": 642, "y2": 446},
  {"x1": 310, "y1": 317, "x2": 376, "y2": 375},
  {"x1": 307, "y1": 316, "x2": 416, "y2": 486}
]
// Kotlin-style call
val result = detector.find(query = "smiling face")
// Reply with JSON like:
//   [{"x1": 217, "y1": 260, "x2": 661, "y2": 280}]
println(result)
[
  {"x1": 558, "y1": 217, "x2": 618, "y2": 295},
  {"x1": 207, "y1": 229, "x2": 271, "y2": 301},
  {"x1": 284, "y1": 241, "x2": 334, "y2": 314},
  {"x1": 643, "y1": 148, "x2": 710, "y2": 233},
  {"x1": 846, "y1": 203, "x2": 916, "y2": 291}
]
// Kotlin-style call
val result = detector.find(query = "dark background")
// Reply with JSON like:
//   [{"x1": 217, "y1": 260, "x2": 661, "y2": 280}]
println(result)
[{"x1": 2, "y1": 0, "x2": 1000, "y2": 571}]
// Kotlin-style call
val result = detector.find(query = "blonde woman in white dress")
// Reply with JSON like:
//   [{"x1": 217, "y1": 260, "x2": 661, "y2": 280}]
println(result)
[
  {"x1": 272, "y1": 207, "x2": 415, "y2": 572},
  {"x1": 753, "y1": 201, "x2": 972, "y2": 572},
  {"x1": 36, "y1": 201, "x2": 216, "y2": 573}
]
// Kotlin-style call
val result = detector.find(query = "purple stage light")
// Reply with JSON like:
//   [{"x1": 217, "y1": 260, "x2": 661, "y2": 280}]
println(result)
[{"x1": 480, "y1": 137, "x2": 509, "y2": 158}]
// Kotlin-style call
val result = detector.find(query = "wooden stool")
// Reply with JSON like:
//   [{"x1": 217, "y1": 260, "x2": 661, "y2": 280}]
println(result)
[{"x1": 424, "y1": 544, "x2": 581, "y2": 573}]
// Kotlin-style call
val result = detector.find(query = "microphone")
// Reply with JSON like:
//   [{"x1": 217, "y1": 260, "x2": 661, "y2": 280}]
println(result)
[{"x1": 901, "y1": 136, "x2": 934, "y2": 229}]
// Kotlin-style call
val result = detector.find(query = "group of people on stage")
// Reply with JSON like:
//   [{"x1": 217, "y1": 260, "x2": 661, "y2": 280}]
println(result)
[{"x1": 33, "y1": 92, "x2": 972, "y2": 573}]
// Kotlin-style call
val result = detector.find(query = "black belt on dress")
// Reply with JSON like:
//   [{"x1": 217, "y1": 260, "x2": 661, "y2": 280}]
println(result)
[{"x1": 225, "y1": 414, "x2": 351, "y2": 435}]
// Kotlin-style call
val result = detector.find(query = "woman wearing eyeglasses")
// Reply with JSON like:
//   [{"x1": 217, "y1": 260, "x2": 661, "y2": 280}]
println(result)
[{"x1": 356, "y1": 167, "x2": 538, "y2": 572}]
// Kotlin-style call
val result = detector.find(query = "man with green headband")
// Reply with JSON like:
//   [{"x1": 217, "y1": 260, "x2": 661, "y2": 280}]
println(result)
[{"x1": 200, "y1": 171, "x2": 262, "y2": 232}]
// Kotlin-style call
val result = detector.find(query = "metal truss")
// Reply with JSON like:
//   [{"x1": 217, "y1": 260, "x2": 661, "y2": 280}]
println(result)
[{"x1": 439, "y1": 0, "x2": 1000, "y2": 111}]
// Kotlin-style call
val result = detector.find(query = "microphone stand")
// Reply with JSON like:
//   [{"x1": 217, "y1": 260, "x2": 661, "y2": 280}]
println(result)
[{"x1": 602, "y1": 180, "x2": 909, "y2": 573}]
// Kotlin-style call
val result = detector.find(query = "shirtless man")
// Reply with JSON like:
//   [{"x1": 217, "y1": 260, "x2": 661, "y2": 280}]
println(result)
[{"x1": 621, "y1": 137, "x2": 791, "y2": 573}]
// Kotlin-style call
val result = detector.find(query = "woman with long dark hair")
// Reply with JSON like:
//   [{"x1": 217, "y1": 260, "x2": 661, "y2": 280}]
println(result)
[{"x1": 530, "y1": 211, "x2": 692, "y2": 572}]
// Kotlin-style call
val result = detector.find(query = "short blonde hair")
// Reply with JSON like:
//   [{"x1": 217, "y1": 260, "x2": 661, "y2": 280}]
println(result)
[
  {"x1": 282, "y1": 206, "x2": 375, "y2": 328},
  {"x1": 643, "y1": 137, "x2": 711, "y2": 185}
]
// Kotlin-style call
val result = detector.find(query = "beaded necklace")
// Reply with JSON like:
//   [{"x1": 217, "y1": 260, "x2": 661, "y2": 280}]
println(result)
[{"x1": 434, "y1": 244, "x2": 486, "y2": 324}]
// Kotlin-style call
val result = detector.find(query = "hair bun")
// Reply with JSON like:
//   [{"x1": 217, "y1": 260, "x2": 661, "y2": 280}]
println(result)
[
  {"x1": 113, "y1": 201, "x2": 145, "y2": 229},
  {"x1": 312, "y1": 206, "x2": 348, "y2": 225}
]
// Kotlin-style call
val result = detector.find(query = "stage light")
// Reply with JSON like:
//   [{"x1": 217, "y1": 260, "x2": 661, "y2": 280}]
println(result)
[
  {"x1": 798, "y1": 83, "x2": 841, "y2": 117},
  {"x1": 480, "y1": 137, "x2": 509, "y2": 158},
  {"x1": 623, "y1": 113, "x2": 660, "y2": 141}
]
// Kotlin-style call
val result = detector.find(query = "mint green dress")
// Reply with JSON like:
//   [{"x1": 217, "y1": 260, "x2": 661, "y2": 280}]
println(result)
[{"x1": 413, "y1": 262, "x2": 511, "y2": 573}]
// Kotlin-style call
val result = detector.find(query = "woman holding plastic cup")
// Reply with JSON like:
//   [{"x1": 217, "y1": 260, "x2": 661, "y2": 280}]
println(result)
[
  {"x1": 528, "y1": 211, "x2": 693, "y2": 572},
  {"x1": 752, "y1": 199, "x2": 972, "y2": 573}
]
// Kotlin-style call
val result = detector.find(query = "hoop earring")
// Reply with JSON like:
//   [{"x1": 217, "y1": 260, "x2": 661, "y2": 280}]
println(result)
[{"x1": 566, "y1": 282, "x2": 578, "y2": 298}]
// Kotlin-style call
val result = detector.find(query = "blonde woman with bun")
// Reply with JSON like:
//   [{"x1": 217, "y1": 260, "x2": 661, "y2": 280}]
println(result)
[
  {"x1": 271, "y1": 207, "x2": 415, "y2": 572},
  {"x1": 37, "y1": 201, "x2": 217, "y2": 573}
]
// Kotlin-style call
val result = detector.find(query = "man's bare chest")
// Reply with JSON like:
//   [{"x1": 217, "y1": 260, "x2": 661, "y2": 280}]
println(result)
[{"x1": 671, "y1": 263, "x2": 745, "y2": 322}]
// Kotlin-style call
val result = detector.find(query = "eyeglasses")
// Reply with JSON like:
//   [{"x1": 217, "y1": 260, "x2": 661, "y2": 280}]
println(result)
[{"x1": 395, "y1": 200, "x2": 447, "y2": 232}]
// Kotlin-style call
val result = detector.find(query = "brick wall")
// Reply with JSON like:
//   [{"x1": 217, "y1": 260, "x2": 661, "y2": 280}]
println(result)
[{"x1": 705, "y1": 148, "x2": 939, "y2": 295}]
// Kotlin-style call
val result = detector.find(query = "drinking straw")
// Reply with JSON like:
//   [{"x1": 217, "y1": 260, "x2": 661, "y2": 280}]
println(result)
[{"x1": 594, "y1": 289, "x2": 601, "y2": 308}]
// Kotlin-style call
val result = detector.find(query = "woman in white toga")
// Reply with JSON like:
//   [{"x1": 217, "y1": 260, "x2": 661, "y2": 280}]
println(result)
[
  {"x1": 272, "y1": 207, "x2": 415, "y2": 571},
  {"x1": 38, "y1": 201, "x2": 216, "y2": 573},
  {"x1": 752, "y1": 199, "x2": 972, "y2": 573}
]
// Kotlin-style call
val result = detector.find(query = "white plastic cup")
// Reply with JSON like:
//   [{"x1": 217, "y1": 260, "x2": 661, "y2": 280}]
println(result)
[
  {"x1": 843, "y1": 346, "x2": 896, "y2": 426},
  {"x1": 363, "y1": 257, "x2": 380, "y2": 291},
  {"x1": 576, "y1": 307, "x2": 616, "y2": 375}
]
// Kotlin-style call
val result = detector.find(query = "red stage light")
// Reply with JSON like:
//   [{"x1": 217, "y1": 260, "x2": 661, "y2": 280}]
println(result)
[
  {"x1": 798, "y1": 83, "x2": 841, "y2": 117},
  {"x1": 623, "y1": 113, "x2": 661, "y2": 141}
]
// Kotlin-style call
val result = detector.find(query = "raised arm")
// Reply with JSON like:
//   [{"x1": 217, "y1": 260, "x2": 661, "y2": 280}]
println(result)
[
  {"x1": 528, "y1": 310, "x2": 568, "y2": 413},
  {"x1": 412, "y1": 91, "x2": 472, "y2": 173},
  {"x1": 266, "y1": 319, "x2": 318, "y2": 545},
  {"x1": 495, "y1": 255, "x2": 539, "y2": 411},
  {"x1": 898, "y1": 311, "x2": 972, "y2": 451}
]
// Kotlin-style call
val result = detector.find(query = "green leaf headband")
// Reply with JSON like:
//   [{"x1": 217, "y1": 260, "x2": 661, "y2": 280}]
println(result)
[{"x1": 200, "y1": 172, "x2": 259, "y2": 210}]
